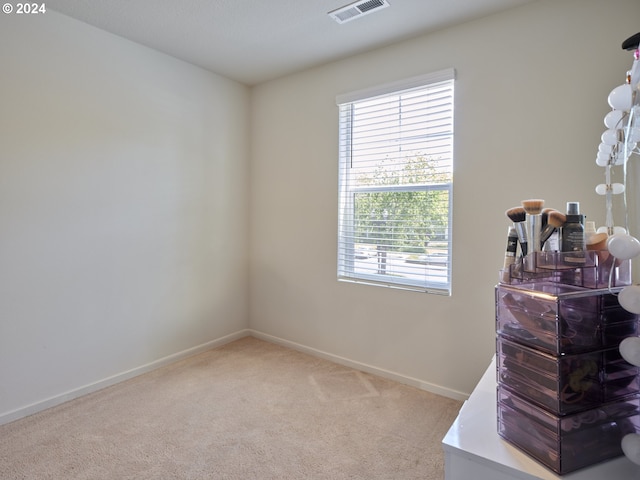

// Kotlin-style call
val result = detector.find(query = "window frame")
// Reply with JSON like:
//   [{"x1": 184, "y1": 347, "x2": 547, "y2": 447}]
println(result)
[{"x1": 336, "y1": 69, "x2": 455, "y2": 294}]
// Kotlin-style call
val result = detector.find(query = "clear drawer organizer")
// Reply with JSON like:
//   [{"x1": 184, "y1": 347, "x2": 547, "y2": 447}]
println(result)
[
  {"x1": 496, "y1": 251, "x2": 639, "y2": 474},
  {"x1": 500, "y1": 250, "x2": 631, "y2": 289}
]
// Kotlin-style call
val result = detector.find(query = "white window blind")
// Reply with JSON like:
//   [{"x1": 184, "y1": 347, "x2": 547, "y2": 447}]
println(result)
[{"x1": 337, "y1": 69, "x2": 454, "y2": 294}]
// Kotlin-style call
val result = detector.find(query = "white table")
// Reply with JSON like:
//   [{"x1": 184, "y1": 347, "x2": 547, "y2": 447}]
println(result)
[{"x1": 442, "y1": 357, "x2": 640, "y2": 479}]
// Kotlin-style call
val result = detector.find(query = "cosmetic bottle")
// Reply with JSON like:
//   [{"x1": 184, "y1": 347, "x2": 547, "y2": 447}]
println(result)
[
  {"x1": 501, "y1": 226, "x2": 519, "y2": 283},
  {"x1": 561, "y1": 202, "x2": 585, "y2": 263},
  {"x1": 585, "y1": 221, "x2": 597, "y2": 245},
  {"x1": 503, "y1": 226, "x2": 518, "y2": 268}
]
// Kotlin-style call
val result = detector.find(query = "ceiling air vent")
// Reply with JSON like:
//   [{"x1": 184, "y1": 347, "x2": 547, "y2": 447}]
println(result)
[{"x1": 328, "y1": 0, "x2": 390, "y2": 24}]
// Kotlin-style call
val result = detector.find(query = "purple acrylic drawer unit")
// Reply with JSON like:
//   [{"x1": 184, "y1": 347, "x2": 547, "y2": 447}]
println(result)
[
  {"x1": 497, "y1": 336, "x2": 640, "y2": 415},
  {"x1": 496, "y1": 282, "x2": 638, "y2": 355},
  {"x1": 497, "y1": 385, "x2": 640, "y2": 475}
]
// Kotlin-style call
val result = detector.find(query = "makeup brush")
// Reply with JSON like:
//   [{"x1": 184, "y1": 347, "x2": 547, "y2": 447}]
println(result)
[
  {"x1": 505, "y1": 206, "x2": 527, "y2": 256},
  {"x1": 522, "y1": 199, "x2": 545, "y2": 271},
  {"x1": 540, "y1": 210, "x2": 566, "y2": 248},
  {"x1": 521, "y1": 199, "x2": 545, "y2": 215},
  {"x1": 541, "y1": 208, "x2": 553, "y2": 230},
  {"x1": 522, "y1": 199, "x2": 545, "y2": 255}
]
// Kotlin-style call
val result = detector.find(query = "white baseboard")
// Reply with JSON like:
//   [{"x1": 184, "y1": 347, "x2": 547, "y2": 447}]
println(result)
[
  {"x1": 1, "y1": 328, "x2": 468, "y2": 426},
  {"x1": 248, "y1": 330, "x2": 469, "y2": 402},
  {"x1": 0, "y1": 329, "x2": 251, "y2": 426}
]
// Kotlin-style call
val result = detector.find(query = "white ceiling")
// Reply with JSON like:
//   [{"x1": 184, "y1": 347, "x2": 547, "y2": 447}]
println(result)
[{"x1": 47, "y1": 0, "x2": 537, "y2": 86}]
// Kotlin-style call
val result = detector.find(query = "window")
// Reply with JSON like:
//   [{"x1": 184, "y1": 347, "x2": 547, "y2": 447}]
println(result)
[{"x1": 337, "y1": 69, "x2": 455, "y2": 294}]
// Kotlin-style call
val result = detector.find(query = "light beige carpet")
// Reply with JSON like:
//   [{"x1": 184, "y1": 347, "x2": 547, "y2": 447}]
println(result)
[{"x1": 0, "y1": 336, "x2": 462, "y2": 479}]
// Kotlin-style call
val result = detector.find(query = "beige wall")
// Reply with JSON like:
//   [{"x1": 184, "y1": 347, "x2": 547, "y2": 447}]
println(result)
[
  {"x1": 0, "y1": 11, "x2": 250, "y2": 421},
  {"x1": 249, "y1": 0, "x2": 640, "y2": 397}
]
